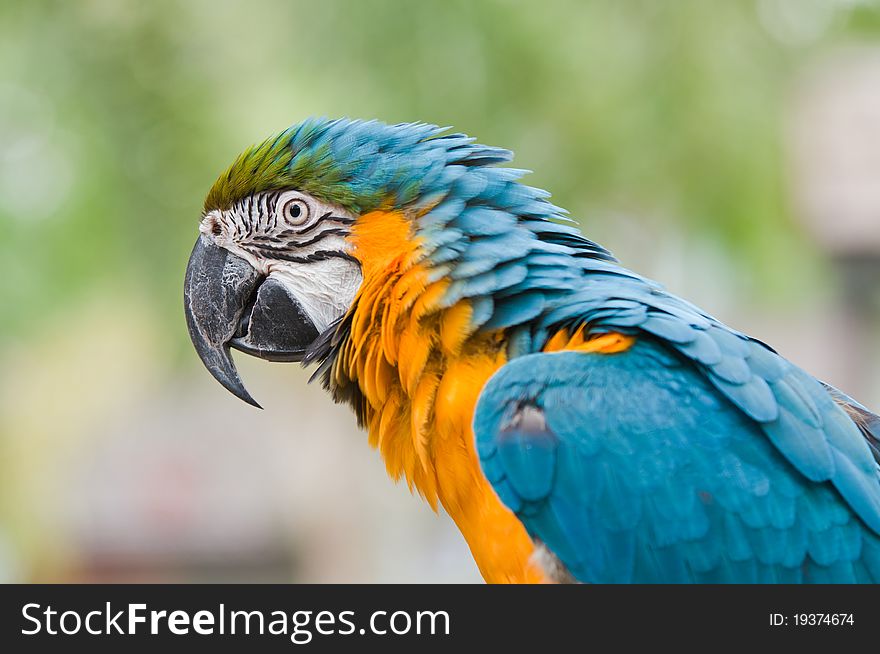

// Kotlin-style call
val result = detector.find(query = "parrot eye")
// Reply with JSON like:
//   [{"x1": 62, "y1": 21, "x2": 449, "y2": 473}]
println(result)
[{"x1": 279, "y1": 197, "x2": 310, "y2": 226}]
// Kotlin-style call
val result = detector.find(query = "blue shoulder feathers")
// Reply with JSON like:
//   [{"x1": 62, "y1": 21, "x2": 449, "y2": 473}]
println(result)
[{"x1": 475, "y1": 338, "x2": 880, "y2": 583}]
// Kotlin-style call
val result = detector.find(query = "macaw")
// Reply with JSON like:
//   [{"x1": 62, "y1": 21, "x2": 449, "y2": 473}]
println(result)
[{"x1": 184, "y1": 118, "x2": 880, "y2": 583}]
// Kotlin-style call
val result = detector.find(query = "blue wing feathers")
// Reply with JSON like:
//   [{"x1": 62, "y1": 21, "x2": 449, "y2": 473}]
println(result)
[
  {"x1": 761, "y1": 407, "x2": 835, "y2": 482},
  {"x1": 474, "y1": 341, "x2": 880, "y2": 583},
  {"x1": 707, "y1": 372, "x2": 779, "y2": 423},
  {"x1": 399, "y1": 133, "x2": 880, "y2": 581}
]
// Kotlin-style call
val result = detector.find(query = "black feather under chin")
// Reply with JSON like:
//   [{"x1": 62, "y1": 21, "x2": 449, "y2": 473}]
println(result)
[{"x1": 302, "y1": 312, "x2": 369, "y2": 427}]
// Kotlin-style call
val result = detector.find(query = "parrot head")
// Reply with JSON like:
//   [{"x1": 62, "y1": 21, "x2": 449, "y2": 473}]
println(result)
[
  {"x1": 184, "y1": 119, "x2": 455, "y2": 406},
  {"x1": 184, "y1": 118, "x2": 609, "y2": 408}
]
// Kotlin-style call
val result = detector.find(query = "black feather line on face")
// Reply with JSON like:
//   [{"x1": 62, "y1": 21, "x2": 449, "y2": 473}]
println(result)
[
  {"x1": 251, "y1": 249, "x2": 360, "y2": 265},
  {"x1": 254, "y1": 228, "x2": 351, "y2": 252},
  {"x1": 280, "y1": 213, "x2": 357, "y2": 238}
]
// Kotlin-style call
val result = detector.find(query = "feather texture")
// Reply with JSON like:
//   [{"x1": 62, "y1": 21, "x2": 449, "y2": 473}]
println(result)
[
  {"x1": 475, "y1": 344, "x2": 880, "y2": 583},
  {"x1": 265, "y1": 118, "x2": 880, "y2": 584}
]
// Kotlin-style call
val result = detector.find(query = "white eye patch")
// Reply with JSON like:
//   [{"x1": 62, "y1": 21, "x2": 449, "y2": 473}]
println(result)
[
  {"x1": 201, "y1": 190, "x2": 363, "y2": 334},
  {"x1": 268, "y1": 257, "x2": 363, "y2": 333}
]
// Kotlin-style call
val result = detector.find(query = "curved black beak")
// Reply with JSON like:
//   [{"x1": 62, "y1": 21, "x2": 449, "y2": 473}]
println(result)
[
  {"x1": 184, "y1": 235, "x2": 319, "y2": 408},
  {"x1": 184, "y1": 235, "x2": 263, "y2": 407}
]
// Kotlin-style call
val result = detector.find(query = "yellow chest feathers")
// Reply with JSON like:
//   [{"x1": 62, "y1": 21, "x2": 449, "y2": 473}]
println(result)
[
  {"x1": 333, "y1": 210, "x2": 542, "y2": 583},
  {"x1": 335, "y1": 210, "x2": 637, "y2": 582}
]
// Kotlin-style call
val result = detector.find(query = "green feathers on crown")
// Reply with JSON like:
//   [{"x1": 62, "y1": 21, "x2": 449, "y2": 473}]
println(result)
[{"x1": 203, "y1": 117, "x2": 520, "y2": 216}]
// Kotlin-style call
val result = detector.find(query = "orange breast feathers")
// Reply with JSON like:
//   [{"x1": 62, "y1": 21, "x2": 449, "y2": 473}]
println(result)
[
  {"x1": 340, "y1": 210, "x2": 541, "y2": 583},
  {"x1": 340, "y1": 210, "x2": 634, "y2": 583}
]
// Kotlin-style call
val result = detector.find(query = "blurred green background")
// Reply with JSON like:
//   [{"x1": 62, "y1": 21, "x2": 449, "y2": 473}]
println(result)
[{"x1": 1, "y1": 0, "x2": 879, "y2": 582}]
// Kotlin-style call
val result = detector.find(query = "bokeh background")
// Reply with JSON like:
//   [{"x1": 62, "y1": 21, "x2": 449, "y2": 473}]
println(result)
[{"x1": 1, "y1": 0, "x2": 879, "y2": 582}]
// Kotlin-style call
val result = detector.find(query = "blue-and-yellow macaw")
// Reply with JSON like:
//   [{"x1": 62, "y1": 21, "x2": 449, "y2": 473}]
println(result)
[{"x1": 184, "y1": 118, "x2": 880, "y2": 583}]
